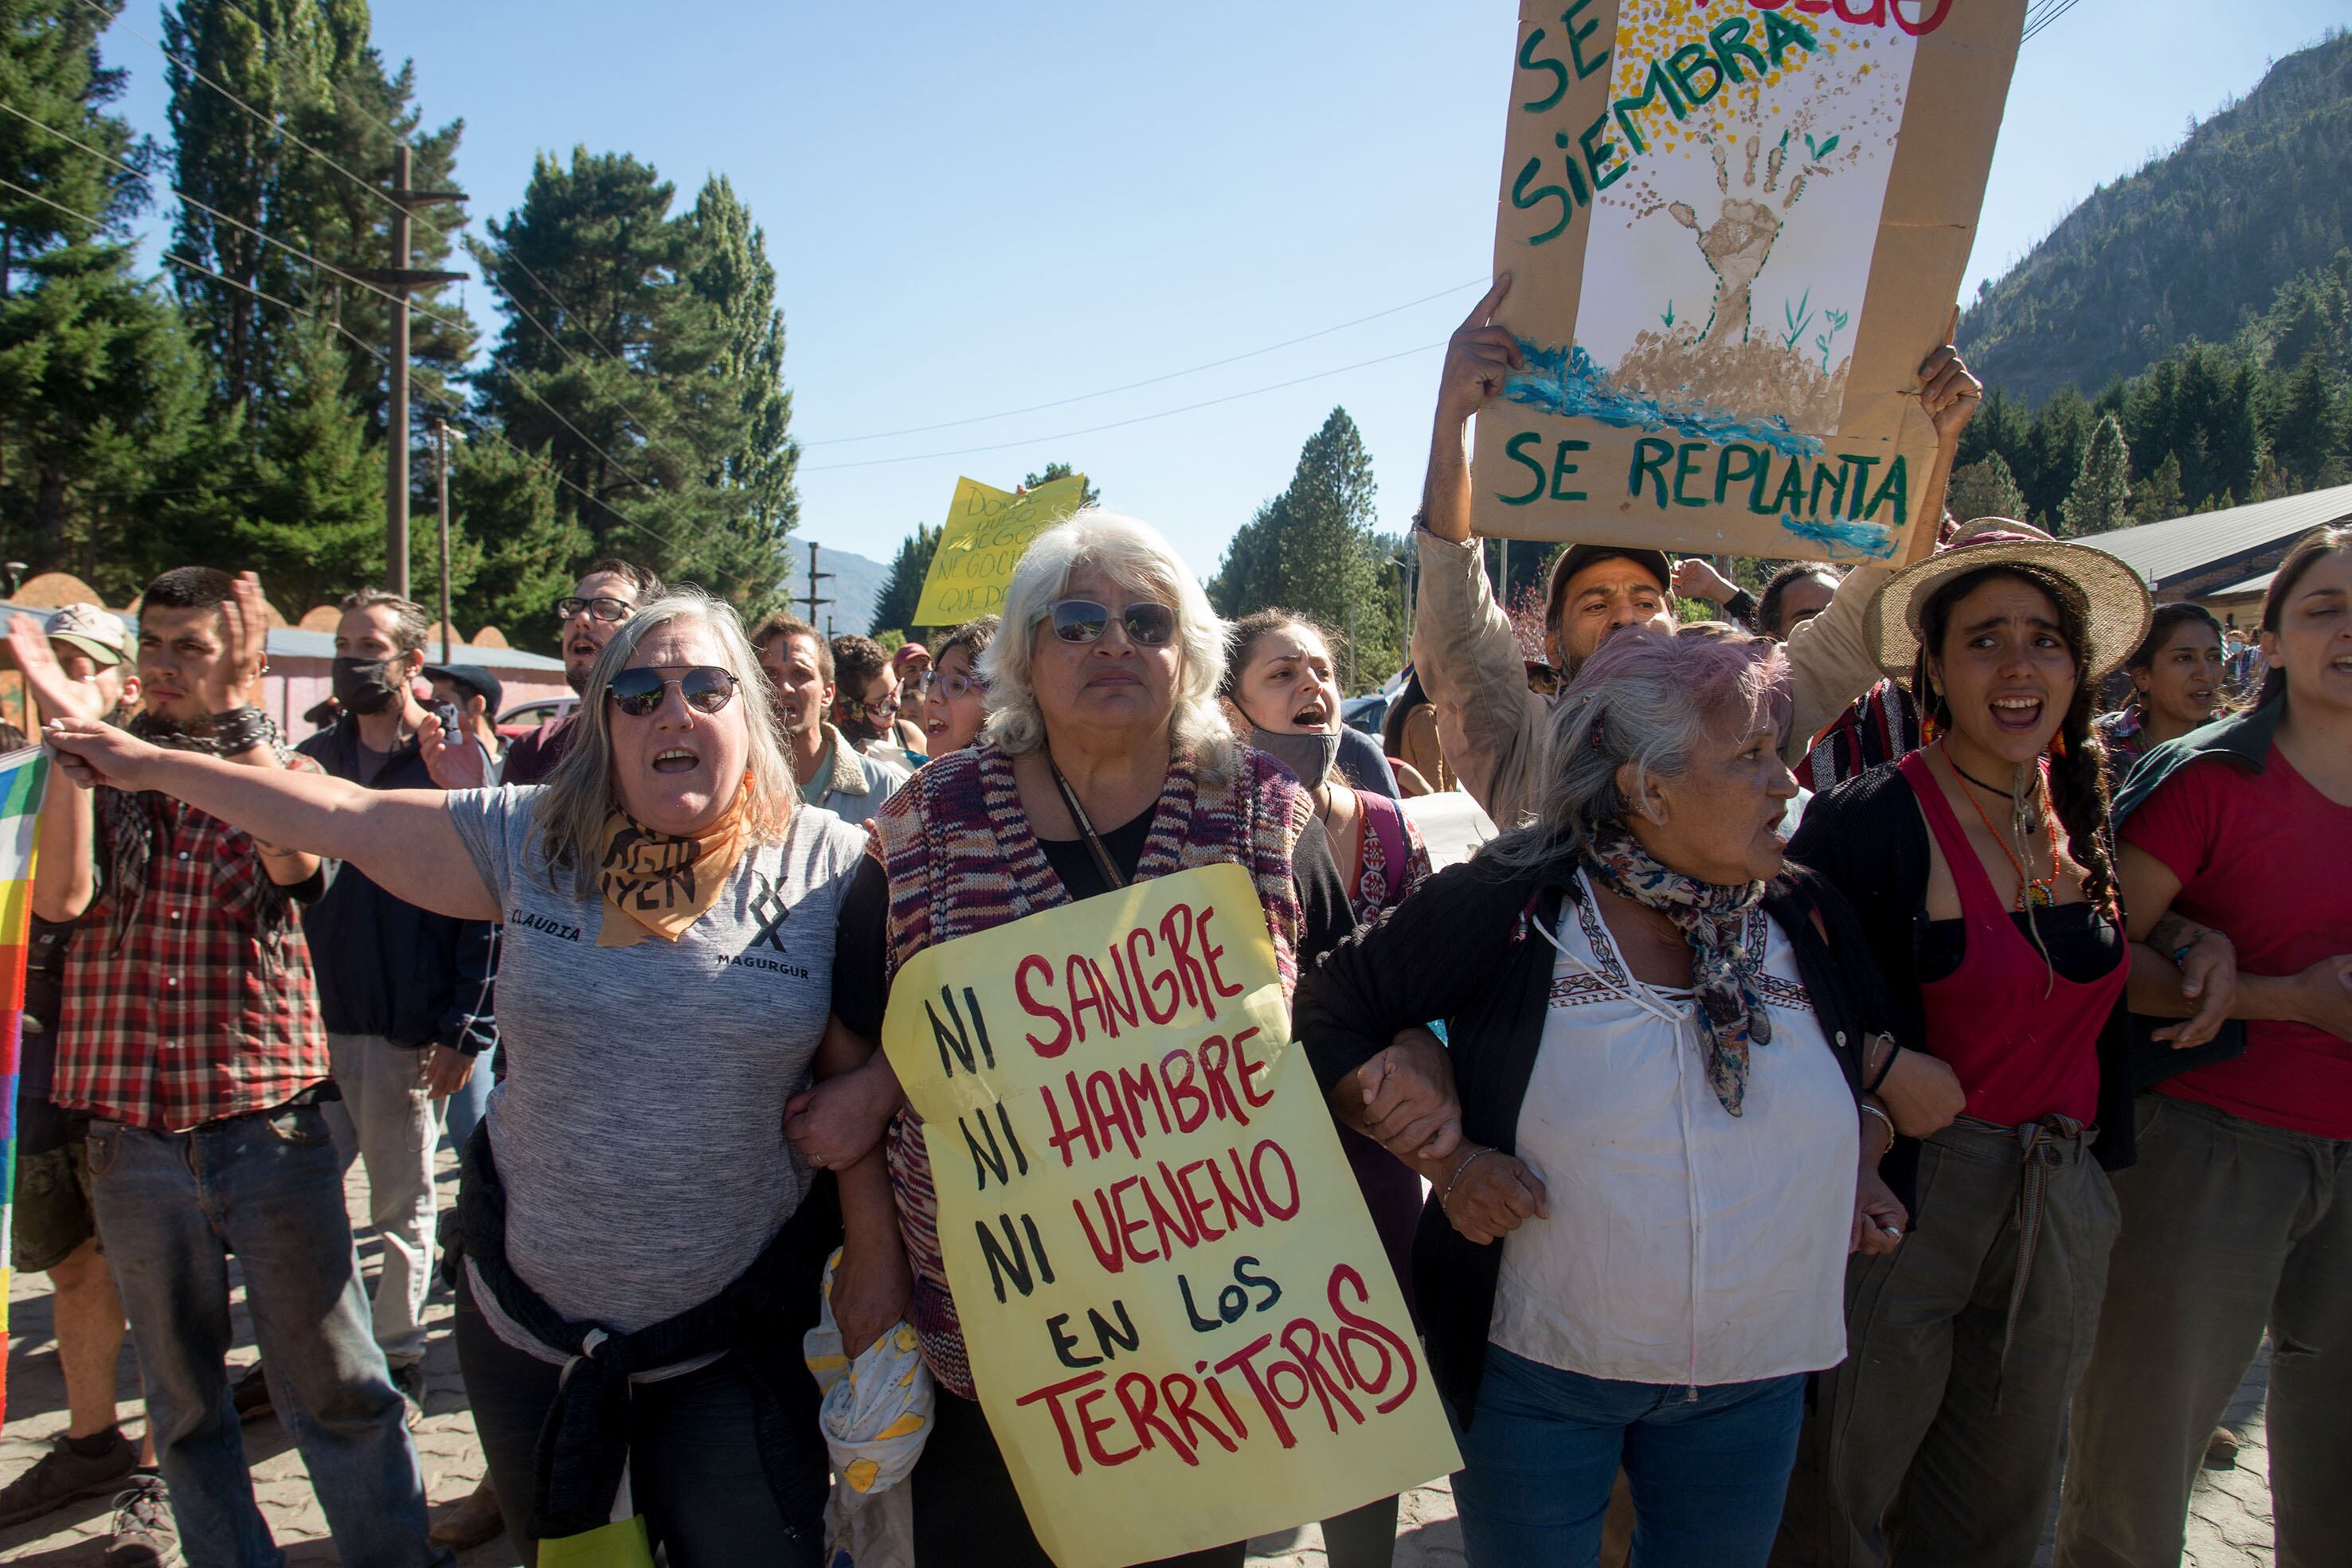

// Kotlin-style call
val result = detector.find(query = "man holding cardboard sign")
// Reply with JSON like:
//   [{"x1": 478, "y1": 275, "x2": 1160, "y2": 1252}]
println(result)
[{"x1": 1411, "y1": 276, "x2": 1980, "y2": 824}]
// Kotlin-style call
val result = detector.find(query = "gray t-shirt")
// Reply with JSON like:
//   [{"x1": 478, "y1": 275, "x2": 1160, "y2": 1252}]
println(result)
[{"x1": 446, "y1": 784, "x2": 867, "y2": 1331}]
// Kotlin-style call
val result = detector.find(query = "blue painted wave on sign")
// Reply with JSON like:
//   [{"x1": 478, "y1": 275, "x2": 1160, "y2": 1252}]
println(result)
[{"x1": 1501, "y1": 340, "x2": 1826, "y2": 459}]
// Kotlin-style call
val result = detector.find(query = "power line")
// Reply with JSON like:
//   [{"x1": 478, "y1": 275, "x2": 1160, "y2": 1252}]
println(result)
[
  {"x1": 800, "y1": 276, "x2": 1489, "y2": 447},
  {"x1": 0, "y1": 99, "x2": 472, "y2": 339},
  {"x1": 2021, "y1": 0, "x2": 2088, "y2": 45},
  {"x1": 802, "y1": 339, "x2": 1446, "y2": 473},
  {"x1": 81, "y1": 0, "x2": 457, "y2": 248}
]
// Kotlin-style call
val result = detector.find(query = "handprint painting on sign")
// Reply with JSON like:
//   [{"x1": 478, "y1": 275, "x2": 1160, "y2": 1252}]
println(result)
[{"x1": 1473, "y1": 0, "x2": 2026, "y2": 563}]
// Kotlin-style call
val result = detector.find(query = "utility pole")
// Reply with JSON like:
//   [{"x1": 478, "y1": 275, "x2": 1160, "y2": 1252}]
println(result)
[
  {"x1": 354, "y1": 146, "x2": 464, "y2": 600},
  {"x1": 433, "y1": 418, "x2": 455, "y2": 663},
  {"x1": 800, "y1": 540, "x2": 833, "y2": 628}
]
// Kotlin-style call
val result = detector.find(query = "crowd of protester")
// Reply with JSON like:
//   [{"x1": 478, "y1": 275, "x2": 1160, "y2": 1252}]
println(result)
[{"x1": 1, "y1": 288, "x2": 2345, "y2": 1568}]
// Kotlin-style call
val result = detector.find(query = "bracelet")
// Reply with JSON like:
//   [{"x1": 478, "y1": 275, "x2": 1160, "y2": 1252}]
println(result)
[
  {"x1": 2170, "y1": 927, "x2": 2225, "y2": 967},
  {"x1": 1865, "y1": 1034, "x2": 1900, "y2": 1094},
  {"x1": 207, "y1": 705, "x2": 272, "y2": 755},
  {"x1": 1442, "y1": 1148, "x2": 1495, "y2": 1212},
  {"x1": 1860, "y1": 1104, "x2": 1896, "y2": 1159}
]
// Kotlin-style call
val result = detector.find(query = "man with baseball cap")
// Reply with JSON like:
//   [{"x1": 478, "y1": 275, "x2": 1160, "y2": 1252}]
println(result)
[
  {"x1": 1406, "y1": 275, "x2": 1982, "y2": 822},
  {"x1": 423, "y1": 663, "x2": 504, "y2": 778}
]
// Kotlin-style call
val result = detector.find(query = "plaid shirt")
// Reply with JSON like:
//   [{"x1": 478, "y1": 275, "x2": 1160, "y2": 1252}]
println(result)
[{"x1": 54, "y1": 757, "x2": 332, "y2": 1132}]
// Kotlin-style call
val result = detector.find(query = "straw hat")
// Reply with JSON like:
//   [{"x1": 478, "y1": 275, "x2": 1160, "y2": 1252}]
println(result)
[{"x1": 1865, "y1": 518, "x2": 2152, "y2": 682}]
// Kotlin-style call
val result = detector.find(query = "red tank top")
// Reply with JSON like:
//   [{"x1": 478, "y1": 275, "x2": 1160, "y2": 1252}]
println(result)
[{"x1": 1897, "y1": 751, "x2": 2123, "y2": 1127}]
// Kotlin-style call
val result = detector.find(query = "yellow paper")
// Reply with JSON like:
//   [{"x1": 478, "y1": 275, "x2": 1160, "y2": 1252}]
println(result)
[
  {"x1": 534, "y1": 1516, "x2": 653, "y2": 1568},
  {"x1": 883, "y1": 864, "x2": 1459, "y2": 1568},
  {"x1": 910, "y1": 475, "x2": 1090, "y2": 626}
]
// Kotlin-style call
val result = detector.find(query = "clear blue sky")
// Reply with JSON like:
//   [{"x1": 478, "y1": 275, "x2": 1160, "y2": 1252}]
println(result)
[{"x1": 100, "y1": 0, "x2": 2350, "y2": 578}]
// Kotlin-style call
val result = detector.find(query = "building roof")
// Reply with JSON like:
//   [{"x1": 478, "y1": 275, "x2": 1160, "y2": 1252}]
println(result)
[
  {"x1": 2200, "y1": 566, "x2": 2279, "y2": 600},
  {"x1": 0, "y1": 601, "x2": 566, "y2": 673},
  {"x1": 2080, "y1": 483, "x2": 2352, "y2": 589}
]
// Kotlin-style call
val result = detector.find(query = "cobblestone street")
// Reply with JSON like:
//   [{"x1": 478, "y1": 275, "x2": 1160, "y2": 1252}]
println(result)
[{"x1": 2, "y1": 1155, "x2": 2279, "y2": 1566}]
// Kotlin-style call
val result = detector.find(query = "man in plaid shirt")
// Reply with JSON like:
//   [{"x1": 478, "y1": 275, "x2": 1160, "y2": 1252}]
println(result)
[{"x1": 18, "y1": 567, "x2": 447, "y2": 1568}]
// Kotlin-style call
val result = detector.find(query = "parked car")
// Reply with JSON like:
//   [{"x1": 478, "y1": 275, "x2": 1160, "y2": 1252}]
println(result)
[
  {"x1": 1341, "y1": 693, "x2": 1388, "y2": 736},
  {"x1": 496, "y1": 694, "x2": 576, "y2": 743}
]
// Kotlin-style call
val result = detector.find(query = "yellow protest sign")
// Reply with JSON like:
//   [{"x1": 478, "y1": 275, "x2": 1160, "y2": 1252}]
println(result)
[
  {"x1": 882, "y1": 863, "x2": 1458, "y2": 1568},
  {"x1": 911, "y1": 475, "x2": 1090, "y2": 626}
]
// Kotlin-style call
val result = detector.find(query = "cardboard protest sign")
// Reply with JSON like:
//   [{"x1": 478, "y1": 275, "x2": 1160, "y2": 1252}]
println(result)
[
  {"x1": 912, "y1": 475, "x2": 1090, "y2": 626},
  {"x1": 882, "y1": 863, "x2": 1458, "y2": 1568},
  {"x1": 1472, "y1": 0, "x2": 2025, "y2": 565}
]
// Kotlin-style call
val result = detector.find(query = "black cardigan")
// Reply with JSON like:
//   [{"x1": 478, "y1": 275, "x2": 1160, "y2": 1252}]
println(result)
[
  {"x1": 1293, "y1": 854, "x2": 1898, "y2": 1426},
  {"x1": 1785, "y1": 764, "x2": 2138, "y2": 1184}
]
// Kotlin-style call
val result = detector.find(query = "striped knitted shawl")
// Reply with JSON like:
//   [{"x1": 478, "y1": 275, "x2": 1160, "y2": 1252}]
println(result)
[{"x1": 870, "y1": 738, "x2": 1312, "y2": 1398}]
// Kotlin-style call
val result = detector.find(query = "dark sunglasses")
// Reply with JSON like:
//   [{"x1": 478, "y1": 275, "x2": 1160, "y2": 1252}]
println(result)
[
  {"x1": 1042, "y1": 599, "x2": 1177, "y2": 647},
  {"x1": 606, "y1": 665, "x2": 741, "y2": 718},
  {"x1": 556, "y1": 595, "x2": 633, "y2": 624}
]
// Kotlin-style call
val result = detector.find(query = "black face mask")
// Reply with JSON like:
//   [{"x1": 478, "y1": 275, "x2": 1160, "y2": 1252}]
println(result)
[
  {"x1": 1249, "y1": 723, "x2": 1341, "y2": 791},
  {"x1": 331, "y1": 656, "x2": 405, "y2": 717}
]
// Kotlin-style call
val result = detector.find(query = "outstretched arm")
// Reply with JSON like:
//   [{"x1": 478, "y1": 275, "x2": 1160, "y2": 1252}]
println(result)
[{"x1": 44, "y1": 717, "x2": 496, "y2": 922}]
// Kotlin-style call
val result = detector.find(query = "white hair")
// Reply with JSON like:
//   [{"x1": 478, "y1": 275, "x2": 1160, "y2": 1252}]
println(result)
[{"x1": 980, "y1": 509, "x2": 1236, "y2": 781}]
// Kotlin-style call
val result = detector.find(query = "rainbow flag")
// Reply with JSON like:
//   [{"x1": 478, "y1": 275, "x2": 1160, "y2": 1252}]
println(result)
[{"x1": 0, "y1": 745, "x2": 53, "y2": 1429}]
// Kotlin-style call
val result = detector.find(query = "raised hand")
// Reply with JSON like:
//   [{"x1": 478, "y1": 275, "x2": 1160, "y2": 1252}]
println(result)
[
  {"x1": 198, "y1": 572, "x2": 272, "y2": 716},
  {"x1": 1918, "y1": 342, "x2": 1982, "y2": 447},
  {"x1": 1672, "y1": 558, "x2": 1740, "y2": 605},
  {"x1": 419, "y1": 709, "x2": 487, "y2": 791},
  {"x1": 1434, "y1": 275, "x2": 1523, "y2": 434},
  {"x1": 6, "y1": 614, "x2": 105, "y2": 725}
]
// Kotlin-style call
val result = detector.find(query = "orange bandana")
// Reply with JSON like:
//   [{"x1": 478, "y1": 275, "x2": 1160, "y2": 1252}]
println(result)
[{"x1": 596, "y1": 786, "x2": 750, "y2": 948}]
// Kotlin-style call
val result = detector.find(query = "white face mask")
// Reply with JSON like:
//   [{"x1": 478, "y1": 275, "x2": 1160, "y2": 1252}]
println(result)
[{"x1": 1248, "y1": 723, "x2": 1341, "y2": 791}]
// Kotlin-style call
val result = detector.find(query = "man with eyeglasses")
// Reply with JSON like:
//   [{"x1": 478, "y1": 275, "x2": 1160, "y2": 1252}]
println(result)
[
  {"x1": 749, "y1": 612, "x2": 910, "y2": 822},
  {"x1": 456, "y1": 561, "x2": 660, "y2": 790}
]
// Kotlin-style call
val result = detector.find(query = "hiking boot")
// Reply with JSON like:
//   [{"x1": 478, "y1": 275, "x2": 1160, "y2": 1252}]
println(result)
[
  {"x1": 102, "y1": 1472, "x2": 181, "y2": 1567},
  {"x1": 391, "y1": 1359, "x2": 429, "y2": 1429},
  {"x1": 230, "y1": 1363, "x2": 273, "y2": 1425},
  {"x1": 429, "y1": 1476, "x2": 506, "y2": 1551},
  {"x1": 0, "y1": 1429, "x2": 139, "y2": 1527}
]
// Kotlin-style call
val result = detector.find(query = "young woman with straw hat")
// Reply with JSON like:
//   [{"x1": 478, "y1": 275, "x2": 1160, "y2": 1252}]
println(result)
[{"x1": 1770, "y1": 519, "x2": 2169, "y2": 1568}]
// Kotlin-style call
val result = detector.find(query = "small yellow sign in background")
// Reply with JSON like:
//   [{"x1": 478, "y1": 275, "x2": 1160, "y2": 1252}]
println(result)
[{"x1": 912, "y1": 475, "x2": 1090, "y2": 628}]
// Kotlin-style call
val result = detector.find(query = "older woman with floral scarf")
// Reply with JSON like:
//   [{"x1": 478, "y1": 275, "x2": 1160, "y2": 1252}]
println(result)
[{"x1": 1293, "y1": 624, "x2": 1922, "y2": 1568}]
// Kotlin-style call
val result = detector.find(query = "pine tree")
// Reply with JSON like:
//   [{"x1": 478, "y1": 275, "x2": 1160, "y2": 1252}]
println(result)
[
  {"x1": 1022, "y1": 462, "x2": 1100, "y2": 508},
  {"x1": 0, "y1": 0, "x2": 220, "y2": 593},
  {"x1": 2059, "y1": 413, "x2": 2134, "y2": 538},
  {"x1": 475, "y1": 149, "x2": 794, "y2": 605},
  {"x1": 1208, "y1": 407, "x2": 1402, "y2": 687},
  {"x1": 1944, "y1": 453, "x2": 2029, "y2": 524},
  {"x1": 870, "y1": 522, "x2": 941, "y2": 640},
  {"x1": 2131, "y1": 452, "x2": 2186, "y2": 522},
  {"x1": 678, "y1": 175, "x2": 796, "y2": 602},
  {"x1": 228, "y1": 311, "x2": 387, "y2": 609},
  {"x1": 449, "y1": 436, "x2": 579, "y2": 651},
  {"x1": 2270, "y1": 350, "x2": 2347, "y2": 487}
]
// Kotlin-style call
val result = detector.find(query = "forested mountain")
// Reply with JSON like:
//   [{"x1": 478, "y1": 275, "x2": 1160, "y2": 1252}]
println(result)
[{"x1": 1959, "y1": 32, "x2": 2352, "y2": 405}]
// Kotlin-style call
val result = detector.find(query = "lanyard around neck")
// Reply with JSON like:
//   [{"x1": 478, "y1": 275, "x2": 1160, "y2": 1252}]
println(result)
[{"x1": 1047, "y1": 753, "x2": 1129, "y2": 891}]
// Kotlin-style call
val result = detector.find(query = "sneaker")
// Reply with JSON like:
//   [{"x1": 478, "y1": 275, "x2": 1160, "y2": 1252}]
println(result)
[
  {"x1": 103, "y1": 1472, "x2": 181, "y2": 1567},
  {"x1": 391, "y1": 1359, "x2": 429, "y2": 1429},
  {"x1": 0, "y1": 1429, "x2": 139, "y2": 1527},
  {"x1": 229, "y1": 1363, "x2": 273, "y2": 1425}
]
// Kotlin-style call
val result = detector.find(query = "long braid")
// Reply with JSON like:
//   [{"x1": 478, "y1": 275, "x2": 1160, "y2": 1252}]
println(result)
[{"x1": 2047, "y1": 667, "x2": 2116, "y2": 916}]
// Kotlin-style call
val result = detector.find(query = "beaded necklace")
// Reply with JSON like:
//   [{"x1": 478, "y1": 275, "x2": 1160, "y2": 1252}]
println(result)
[{"x1": 1942, "y1": 741, "x2": 2059, "y2": 911}]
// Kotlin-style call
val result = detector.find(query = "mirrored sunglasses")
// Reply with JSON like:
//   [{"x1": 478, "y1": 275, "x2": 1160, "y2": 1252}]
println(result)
[
  {"x1": 606, "y1": 664, "x2": 741, "y2": 718},
  {"x1": 1043, "y1": 599, "x2": 1177, "y2": 647}
]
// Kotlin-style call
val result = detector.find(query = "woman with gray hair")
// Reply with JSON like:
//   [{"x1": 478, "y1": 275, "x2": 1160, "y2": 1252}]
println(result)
[
  {"x1": 41, "y1": 588, "x2": 910, "y2": 1568},
  {"x1": 1293, "y1": 624, "x2": 1935, "y2": 1568},
  {"x1": 800, "y1": 509, "x2": 1360, "y2": 1566}
]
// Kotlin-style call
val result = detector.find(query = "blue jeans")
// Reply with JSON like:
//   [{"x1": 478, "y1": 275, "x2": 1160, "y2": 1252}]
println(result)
[
  {"x1": 86, "y1": 1105, "x2": 448, "y2": 1568},
  {"x1": 440, "y1": 1045, "x2": 495, "y2": 1157},
  {"x1": 1453, "y1": 1345, "x2": 1806, "y2": 1568}
]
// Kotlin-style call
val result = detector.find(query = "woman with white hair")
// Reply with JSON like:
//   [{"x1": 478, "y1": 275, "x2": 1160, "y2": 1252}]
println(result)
[
  {"x1": 41, "y1": 588, "x2": 910, "y2": 1568},
  {"x1": 1293, "y1": 624, "x2": 1925, "y2": 1568},
  {"x1": 804, "y1": 510, "x2": 1360, "y2": 1566}
]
